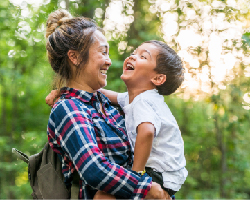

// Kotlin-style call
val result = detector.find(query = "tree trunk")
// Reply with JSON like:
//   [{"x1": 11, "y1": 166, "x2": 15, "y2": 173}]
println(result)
[
  {"x1": 0, "y1": 78, "x2": 7, "y2": 134},
  {"x1": 101, "y1": 0, "x2": 110, "y2": 28},
  {"x1": 214, "y1": 111, "x2": 226, "y2": 198},
  {"x1": 79, "y1": 0, "x2": 95, "y2": 18},
  {"x1": 8, "y1": 64, "x2": 19, "y2": 199},
  {"x1": 127, "y1": 0, "x2": 139, "y2": 46},
  {"x1": 65, "y1": 0, "x2": 70, "y2": 10}
]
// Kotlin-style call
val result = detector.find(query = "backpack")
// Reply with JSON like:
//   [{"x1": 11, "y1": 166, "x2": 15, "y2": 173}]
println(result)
[{"x1": 12, "y1": 142, "x2": 79, "y2": 199}]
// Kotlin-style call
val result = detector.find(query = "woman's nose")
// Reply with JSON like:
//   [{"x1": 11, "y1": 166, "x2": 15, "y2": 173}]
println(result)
[{"x1": 105, "y1": 57, "x2": 112, "y2": 66}]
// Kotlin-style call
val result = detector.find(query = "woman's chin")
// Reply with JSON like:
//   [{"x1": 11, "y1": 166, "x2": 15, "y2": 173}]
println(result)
[{"x1": 100, "y1": 81, "x2": 107, "y2": 89}]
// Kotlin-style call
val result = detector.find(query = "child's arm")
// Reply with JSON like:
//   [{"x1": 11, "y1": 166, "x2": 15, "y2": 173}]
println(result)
[
  {"x1": 45, "y1": 90, "x2": 60, "y2": 107},
  {"x1": 132, "y1": 122, "x2": 154, "y2": 172},
  {"x1": 99, "y1": 88, "x2": 119, "y2": 105}
]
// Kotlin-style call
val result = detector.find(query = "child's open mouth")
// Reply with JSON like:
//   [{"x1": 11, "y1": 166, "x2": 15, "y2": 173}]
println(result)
[{"x1": 126, "y1": 63, "x2": 134, "y2": 70}]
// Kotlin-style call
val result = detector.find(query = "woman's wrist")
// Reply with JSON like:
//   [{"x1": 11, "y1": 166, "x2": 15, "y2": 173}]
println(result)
[{"x1": 131, "y1": 175, "x2": 152, "y2": 199}]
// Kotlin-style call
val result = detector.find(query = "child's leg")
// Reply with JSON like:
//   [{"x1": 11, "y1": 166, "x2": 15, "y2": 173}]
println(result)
[{"x1": 93, "y1": 191, "x2": 116, "y2": 200}]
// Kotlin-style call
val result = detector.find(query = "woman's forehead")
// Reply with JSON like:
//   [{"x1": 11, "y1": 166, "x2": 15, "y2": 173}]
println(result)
[{"x1": 92, "y1": 30, "x2": 109, "y2": 48}]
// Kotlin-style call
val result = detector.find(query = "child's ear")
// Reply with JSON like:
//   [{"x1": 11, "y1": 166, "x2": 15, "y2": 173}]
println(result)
[
  {"x1": 151, "y1": 74, "x2": 166, "y2": 86},
  {"x1": 67, "y1": 50, "x2": 79, "y2": 66}
]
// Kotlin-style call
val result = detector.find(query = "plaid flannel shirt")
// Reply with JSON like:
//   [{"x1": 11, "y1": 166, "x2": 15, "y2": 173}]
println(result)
[{"x1": 47, "y1": 88, "x2": 152, "y2": 199}]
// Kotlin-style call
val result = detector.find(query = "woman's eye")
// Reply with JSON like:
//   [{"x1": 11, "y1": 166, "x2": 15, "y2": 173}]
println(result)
[
  {"x1": 103, "y1": 52, "x2": 107, "y2": 55},
  {"x1": 141, "y1": 55, "x2": 146, "y2": 59}
]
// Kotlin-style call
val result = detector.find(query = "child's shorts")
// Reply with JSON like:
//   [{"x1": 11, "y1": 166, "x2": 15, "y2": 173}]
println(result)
[{"x1": 145, "y1": 167, "x2": 177, "y2": 197}]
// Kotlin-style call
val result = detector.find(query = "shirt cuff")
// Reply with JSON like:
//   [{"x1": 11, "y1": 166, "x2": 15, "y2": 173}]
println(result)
[{"x1": 131, "y1": 174, "x2": 152, "y2": 199}]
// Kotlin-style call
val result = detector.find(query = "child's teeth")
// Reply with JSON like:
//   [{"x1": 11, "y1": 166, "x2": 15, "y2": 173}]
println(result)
[
  {"x1": 127, "y1": 64, "x2": 134, "y2": 69},
  {"x1": 100, "y1": 70, "x2": 107, "y2": 74}
]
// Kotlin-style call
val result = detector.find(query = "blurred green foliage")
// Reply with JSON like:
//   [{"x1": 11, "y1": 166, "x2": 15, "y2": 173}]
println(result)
[{"x1": 0, "y1": 0, "x2": 250, "y2": 199}]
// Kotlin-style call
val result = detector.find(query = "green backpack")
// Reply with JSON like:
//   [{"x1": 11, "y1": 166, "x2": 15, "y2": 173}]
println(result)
[{"x1": 12, "y1": 142, "x2": 79, "y2": 199}]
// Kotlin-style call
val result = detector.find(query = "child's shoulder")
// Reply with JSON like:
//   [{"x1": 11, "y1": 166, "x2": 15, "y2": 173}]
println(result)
[
  {"x1": 132, "y1": 90, "x2": 163, "y2": 109},
  {"x1": 137, "y1": 90, "x2": 172, "y2": 113},
  {"x1": 139, "y1": 89, "x2": 164, "y2": 103}
]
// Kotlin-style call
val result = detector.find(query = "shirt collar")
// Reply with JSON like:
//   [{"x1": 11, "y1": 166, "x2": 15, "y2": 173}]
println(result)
[{"x1": 60, "y1": 87, "x2": 111, "y2": 104}]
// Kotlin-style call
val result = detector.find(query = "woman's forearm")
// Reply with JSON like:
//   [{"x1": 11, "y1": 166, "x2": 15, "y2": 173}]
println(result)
[{"x1": 50, "y1": 100, "x2": 151, "y2": 199}]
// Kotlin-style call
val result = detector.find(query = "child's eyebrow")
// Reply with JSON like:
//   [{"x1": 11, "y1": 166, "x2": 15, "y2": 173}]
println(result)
[
  {"x1": 142, "y1": 49, "x2": 152, "y2": 58},
  {"x1": 132, "y1": 48, "x2": 138, "y2": 54}
]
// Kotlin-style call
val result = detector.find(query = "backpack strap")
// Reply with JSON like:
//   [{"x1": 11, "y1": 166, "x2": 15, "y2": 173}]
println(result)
[
  {"x1": 71, "y1": 170, "x2": 80, "y2": 199},
  {"x1": 12, "y1": 148, "x2": 29, "y2": 164}
]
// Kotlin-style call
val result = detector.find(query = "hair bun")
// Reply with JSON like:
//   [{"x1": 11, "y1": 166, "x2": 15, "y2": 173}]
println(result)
[
  {"x1": 57, "y1": 16, "x2": 70, "y2": 26},
  {"x1": 45, "y1": 9, "x2": 72, "y2": 38}
]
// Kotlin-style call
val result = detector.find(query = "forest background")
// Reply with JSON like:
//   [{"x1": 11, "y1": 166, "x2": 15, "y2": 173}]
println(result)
[{"x1": 0, "y1": 0, "x2": 250, "y2": 199}]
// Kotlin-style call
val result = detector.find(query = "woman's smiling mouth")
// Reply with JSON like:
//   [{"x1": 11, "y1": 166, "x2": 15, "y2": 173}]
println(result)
[{"x1": 100, "y1": 69, "x2": 107, "y2": 74}]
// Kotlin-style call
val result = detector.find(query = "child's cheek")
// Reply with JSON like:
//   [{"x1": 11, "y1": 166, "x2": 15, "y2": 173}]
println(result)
[{"x1": 123, "y1": 57, "x2": 129, "y2": 66}]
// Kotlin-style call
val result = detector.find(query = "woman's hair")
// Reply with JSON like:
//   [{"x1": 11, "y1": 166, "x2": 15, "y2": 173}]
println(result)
[
  {"x1": 45, "y1": 9, "x2": 104, "y2": 89},
  {"x1": 143, "y1": 40, "x2": 184, "y2": 96}
]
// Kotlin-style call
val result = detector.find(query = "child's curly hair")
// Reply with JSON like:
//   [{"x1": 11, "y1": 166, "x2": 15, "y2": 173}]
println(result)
[{"x1": 144, "y1": 40, "x2": 184, "y2": 95}]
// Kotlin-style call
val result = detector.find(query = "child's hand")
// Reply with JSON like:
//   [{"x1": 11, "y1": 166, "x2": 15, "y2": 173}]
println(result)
[{"x1": 45, "y1": 90, "x2": 60, "y2": 107}]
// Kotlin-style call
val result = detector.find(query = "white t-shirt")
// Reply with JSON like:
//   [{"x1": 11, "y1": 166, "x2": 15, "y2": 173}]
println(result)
[{"x1": 117, "y1": 89, "x2": 188, "y2": 191}]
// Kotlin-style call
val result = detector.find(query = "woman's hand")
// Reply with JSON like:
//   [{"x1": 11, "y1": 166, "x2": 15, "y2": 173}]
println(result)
[
  {"x1": 45, "y1": 90, "x2": 60, "y2": 107},
  {"x1": 145, "y1": 182, "x2": 171, "y2": 199}
]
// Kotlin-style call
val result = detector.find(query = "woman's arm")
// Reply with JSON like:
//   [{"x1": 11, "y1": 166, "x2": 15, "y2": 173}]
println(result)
[
  {"x1": 48, "y1": 99, "x2": 153, "y2": 199},
  {"x1": 99, "y1": 88, "x2": 119, "y2": 105}
]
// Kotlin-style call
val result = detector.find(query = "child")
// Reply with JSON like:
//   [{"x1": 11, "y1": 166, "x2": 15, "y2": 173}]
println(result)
[
  {"x1": 46, "y1": 40, "x2": 187, "y2": 199},
  {"x1": 97, "y1": 40, "x2": 188, "y2": 198}
]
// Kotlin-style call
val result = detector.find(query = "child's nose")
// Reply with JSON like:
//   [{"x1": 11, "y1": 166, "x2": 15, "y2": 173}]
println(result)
[{"x1": 129, "y1": 54, "x2": 136, "y2": 61}]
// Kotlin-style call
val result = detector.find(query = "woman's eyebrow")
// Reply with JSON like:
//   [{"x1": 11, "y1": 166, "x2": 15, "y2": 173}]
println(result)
[{"x1": 98, "y1": 44, "x2": 109, "y2": 50}]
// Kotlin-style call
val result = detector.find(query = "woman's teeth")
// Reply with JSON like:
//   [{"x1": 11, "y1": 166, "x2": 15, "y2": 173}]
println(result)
[{"x1": 100, "y1": 70, "x2": 107, "y2": 74}]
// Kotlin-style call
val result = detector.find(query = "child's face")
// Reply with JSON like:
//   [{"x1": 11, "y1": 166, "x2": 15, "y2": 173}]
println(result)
[{"x1": 121, "y1": 43, "x2": 159, "y2": 88}]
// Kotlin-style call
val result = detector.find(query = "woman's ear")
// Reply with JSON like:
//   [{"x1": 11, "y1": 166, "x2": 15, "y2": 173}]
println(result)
[
  {"x1": 151, "y1": 74, "x2": 166, "y2": 86},
  {"x1": 67, "y1": 50, "x2": 79, "y2": 66}
]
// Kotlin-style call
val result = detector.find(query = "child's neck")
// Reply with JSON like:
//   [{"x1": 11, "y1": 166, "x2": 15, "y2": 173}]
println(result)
[{"x1": 127, "y1": 86, "x2": 155, "y2": 104}]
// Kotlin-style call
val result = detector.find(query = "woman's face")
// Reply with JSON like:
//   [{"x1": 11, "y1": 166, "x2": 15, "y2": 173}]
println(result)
[{"x1": 75, "y1": 30, "x2": 111, "y2": 93}]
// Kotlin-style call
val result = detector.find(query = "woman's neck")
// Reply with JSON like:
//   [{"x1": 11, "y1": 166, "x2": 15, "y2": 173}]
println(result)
[{"x1": 67, "y1": 80, "x2": 97, "y2": 94}]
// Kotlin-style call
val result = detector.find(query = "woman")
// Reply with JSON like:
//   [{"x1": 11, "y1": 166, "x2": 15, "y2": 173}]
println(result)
[{"x1": 45, "y1": 9, "x2": 169, "y2": 199}]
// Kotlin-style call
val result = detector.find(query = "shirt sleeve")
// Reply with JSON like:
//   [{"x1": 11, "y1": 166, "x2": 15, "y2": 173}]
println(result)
[
  {"x1": 117, "y1": 92, "x2": 128, "y2": 109},
  {"x1": 49, "y1": 99, "x2": 152, "y2": 199},
  {"x1": 132, "y1": 99, "x2": 161, "y2": 137}
]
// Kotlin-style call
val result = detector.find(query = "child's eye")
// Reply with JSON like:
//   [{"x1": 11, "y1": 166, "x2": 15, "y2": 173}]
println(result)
[{"x1": 141, "y1": 55, "x2": 147, "y2": 59}]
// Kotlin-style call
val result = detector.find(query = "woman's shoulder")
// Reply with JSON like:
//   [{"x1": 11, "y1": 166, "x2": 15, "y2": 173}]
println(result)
[
  {"x1": 56, "y1": 97, "x2": 84, "y2": 107},
  {"x1": 51, "y1": 98, "x2": 91, "y2": 117}
]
